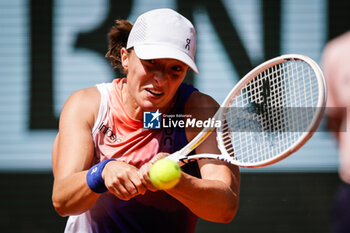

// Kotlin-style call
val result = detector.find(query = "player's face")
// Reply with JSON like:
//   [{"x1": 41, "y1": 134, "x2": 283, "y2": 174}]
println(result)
[{"x1": 122, "y1": 49, "x2": 189, "y2": 113}]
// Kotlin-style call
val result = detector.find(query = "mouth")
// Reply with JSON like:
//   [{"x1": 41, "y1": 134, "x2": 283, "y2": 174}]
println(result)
[{"x1": 146, "y1": 88, "x2": 163, "y2": 96}]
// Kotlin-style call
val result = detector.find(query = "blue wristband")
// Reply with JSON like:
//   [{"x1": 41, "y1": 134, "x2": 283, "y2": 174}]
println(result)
[{"x1": 86, "y1": 158, "x2": 116, "y2": 193}]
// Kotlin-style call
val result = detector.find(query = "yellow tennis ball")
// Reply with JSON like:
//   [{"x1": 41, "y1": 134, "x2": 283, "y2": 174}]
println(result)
[{"x1": 149, "y1": 159, "x2": 181, "y2": 190}]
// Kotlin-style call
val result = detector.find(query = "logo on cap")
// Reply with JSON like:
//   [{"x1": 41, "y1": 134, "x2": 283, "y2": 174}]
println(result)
[{"x1": 185, "y1": 38, "x2": 191, "y2": 51}]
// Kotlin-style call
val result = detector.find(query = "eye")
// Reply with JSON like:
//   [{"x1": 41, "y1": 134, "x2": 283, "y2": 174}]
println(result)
[
  {"x1": 173, "y1": 66, "x2": 182, "y2": 72},
  {"x1": 141, "y1": 59, "x2": 156, "y2": 67},
  {"x1": 171, "y1": 65, "x2": 184, "y2": 72}
]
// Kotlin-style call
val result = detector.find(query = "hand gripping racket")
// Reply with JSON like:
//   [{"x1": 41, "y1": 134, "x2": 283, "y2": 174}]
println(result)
[{"x1": 166, "y1": 54, "x2": 326, "y2": 168}]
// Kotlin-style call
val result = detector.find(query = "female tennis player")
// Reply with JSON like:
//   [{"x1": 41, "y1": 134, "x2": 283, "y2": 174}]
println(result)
[{"x1": 51, "y1": 8, "x2": 240, "y2": 233}]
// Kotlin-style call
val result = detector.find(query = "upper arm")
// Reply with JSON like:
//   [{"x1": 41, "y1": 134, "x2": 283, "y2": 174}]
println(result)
[
  {"x1": 52, "y1": 87, "x2": 100, "y2": 181},
  {"x1": 184, "y1": 91, "x2": 240, "y2": 192}
]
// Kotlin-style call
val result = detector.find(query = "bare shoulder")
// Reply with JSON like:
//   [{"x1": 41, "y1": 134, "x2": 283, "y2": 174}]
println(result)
[
  {"x1": 323, "y1": 31, "x2": 350, "y2": 62},
  {"x1": 68, "y1": 86, "x2": 100, "y2": 101},
  {"x1": 60, "y1": 86, "x2": 101, "y2": 129}
]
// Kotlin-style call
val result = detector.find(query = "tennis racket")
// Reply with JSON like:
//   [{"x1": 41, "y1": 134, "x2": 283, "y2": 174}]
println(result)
[{"x1": 166, "y1": 54, "x2": 326, "y2": 168}]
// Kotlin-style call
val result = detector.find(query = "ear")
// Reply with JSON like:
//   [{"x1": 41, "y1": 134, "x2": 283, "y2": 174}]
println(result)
[{"x1": 121, "y1": 48, "x2": 129, "y2": 71}]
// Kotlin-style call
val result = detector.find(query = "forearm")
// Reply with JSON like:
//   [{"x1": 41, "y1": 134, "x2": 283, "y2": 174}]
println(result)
[
  {"x1": 52, "y1": 170, "x2": 100, "y2": 217},
  {"x1": 166, "y1": 172, "x2": 239, "y2": 223}
]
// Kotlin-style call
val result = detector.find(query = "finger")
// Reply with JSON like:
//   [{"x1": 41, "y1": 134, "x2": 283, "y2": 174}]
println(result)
[
  {"x1": 128, "y1": 171, "x2": 147, "y2": 195},
  {"x1": 107, "y1": 182, "x2": 131, "y2": 201},
  {"x1": 140, "y1": 164, "x2": 158, "y2": 192},
  {"x1": 138, "y1": 166, "x2": 158, "y2": 193},
  {"x1": 138, "y1": 163, "x2": 150, "y2": 181},
  {"x1": 139, "y1": 164, "x2": 153, "y2": 185},
  {"x1": 109, "y1": 186, "x2": 129, "y2": 201},
  {"x1": 106, "y1": 174, "x2": 137, "y2": 200}
]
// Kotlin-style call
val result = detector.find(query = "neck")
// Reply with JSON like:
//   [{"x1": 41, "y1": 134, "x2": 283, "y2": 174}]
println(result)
[{"x1": 121, "y1": 83, "x2": 144, "y2": 120}]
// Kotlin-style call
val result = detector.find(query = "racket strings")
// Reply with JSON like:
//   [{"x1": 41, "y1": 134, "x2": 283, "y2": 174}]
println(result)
[
  {"x1": 220, "y1": 60, "x2": 320, "y2": 165},
  {"x1": 221, "y1": 123, "x2": 235, "y2": 158}
]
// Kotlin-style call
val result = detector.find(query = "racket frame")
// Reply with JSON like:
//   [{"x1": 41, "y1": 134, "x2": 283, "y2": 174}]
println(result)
[{"x1": 167, "y1": 54, "x2": 326, "y2": 168}]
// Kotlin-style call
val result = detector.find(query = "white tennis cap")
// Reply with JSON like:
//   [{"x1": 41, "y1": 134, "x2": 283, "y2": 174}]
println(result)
[{"x1": 127, "y1": 8, "x2": 198, "y2": 74}]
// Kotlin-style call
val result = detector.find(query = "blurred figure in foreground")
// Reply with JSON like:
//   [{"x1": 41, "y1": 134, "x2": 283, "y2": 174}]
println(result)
[{"x1": 322, "y1": 31, "x2": 350, "y2": 233}]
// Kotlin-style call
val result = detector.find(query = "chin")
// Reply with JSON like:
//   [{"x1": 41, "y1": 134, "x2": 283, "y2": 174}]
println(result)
[
  {"x1": 140, "y1": 103, "x2": 161, "y2": 112},
  {"x1": 139, "y1": 97, "x2": 172, "y2": 112}
]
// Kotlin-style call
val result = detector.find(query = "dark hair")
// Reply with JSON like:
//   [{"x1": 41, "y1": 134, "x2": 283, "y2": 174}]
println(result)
[{"x1": 105, "y1": 20, "x2": 133, "y2": 74}]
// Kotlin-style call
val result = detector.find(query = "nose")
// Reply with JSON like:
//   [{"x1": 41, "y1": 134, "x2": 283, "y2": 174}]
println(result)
[{"x1": 153, "y1": 71, "x2": 168, "y2": 86}]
